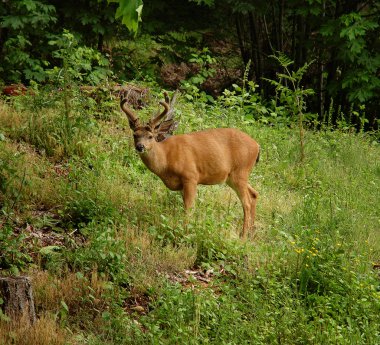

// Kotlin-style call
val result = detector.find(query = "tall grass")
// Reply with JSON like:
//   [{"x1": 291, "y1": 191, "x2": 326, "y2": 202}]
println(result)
[{"x1": 0, "y1": 93, "x2": 379, "y2": 344}]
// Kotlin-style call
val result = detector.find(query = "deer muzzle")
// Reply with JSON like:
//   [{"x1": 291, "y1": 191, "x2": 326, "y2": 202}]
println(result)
[{"x1": 136, "y1": 143, "x2": 145, "y2": 153}]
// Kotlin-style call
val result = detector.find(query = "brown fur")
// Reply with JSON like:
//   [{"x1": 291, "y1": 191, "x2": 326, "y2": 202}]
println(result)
[{"x1": 121, "y1": 95, "x2": 260, "y2": 239}]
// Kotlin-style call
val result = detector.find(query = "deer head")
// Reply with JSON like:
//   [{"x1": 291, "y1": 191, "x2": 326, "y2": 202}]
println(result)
[{"x1": 120, "y1": 91, "x2": 179, "y2": 153}]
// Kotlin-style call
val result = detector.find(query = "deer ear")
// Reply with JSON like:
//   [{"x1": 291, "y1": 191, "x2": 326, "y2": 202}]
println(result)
[{"x1": 155, "y1": 119, "x2": 178, "y2": 142}]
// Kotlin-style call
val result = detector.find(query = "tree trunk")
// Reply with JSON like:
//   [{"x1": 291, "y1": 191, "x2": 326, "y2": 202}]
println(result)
[
  {"x1": 0, "y1": 276, "x2": 36, "y2": 325},
  {"x1": 295, "y1": 15, "x2": 304, "y2": 68},
  {"x1": 278, "y1": 0, "x2": 284, "y2": 52},
  {"x1": 97, "y1": 33, "x2": 104, "y2": 52},
  {"x1": 248, "y1": 12, "x2": 263, "y2": 85},
  {"x1": 272, "y1": 2, "x2": 279, "y2": 51},
  {"x1": 319, "y1": 1, "x2": 326, "y2": 123},
  {"x1": 235, "y1": 14, "x2": 250, "y2": 68},
  {"x1": 291, "y1": 12, "x2": 296, "y2": 62}
]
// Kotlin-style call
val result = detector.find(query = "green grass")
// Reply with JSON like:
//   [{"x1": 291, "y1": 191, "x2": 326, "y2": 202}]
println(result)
[{"x1": 0, "y1": 91, "x2": 379, "y2": 345}]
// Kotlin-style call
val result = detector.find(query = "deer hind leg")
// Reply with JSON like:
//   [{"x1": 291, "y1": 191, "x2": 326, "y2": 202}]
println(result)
[
  {"x1": 248, "y1": 184, "x2": 259, "y2": 230},
  {"x1": 227, "y1": 176, "x2": 252, "y2": 239}
]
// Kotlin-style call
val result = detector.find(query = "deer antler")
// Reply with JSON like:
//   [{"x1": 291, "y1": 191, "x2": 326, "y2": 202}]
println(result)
[
  {"x1": 154, "y1": 91, "x2": 179, "y2": 142},
  {"x1": 164, "y1": 90, "x2": 179, "y2": 121},
  {"x1": 120, "y1": 96, "x2": 140, "y2": 130},
  {"x1": 149, "y1": 92, "x2": 170, "y2": 128}
]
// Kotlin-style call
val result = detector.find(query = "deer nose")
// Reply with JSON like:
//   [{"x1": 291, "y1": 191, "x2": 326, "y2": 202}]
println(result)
[{"x1": 136, "y1": 143, "x2": 145, "y2": 152}]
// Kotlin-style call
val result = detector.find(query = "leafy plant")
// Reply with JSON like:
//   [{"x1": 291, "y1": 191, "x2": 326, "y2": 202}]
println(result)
[
  {"x1": 264, "y1": 53, "x2": 315, "y2": 162},
  {"x1": 65, "y1": 221, "x2": 129, "y2": 284},
  {"x1": 187, "y1": 48, "x2": 216, "y2": 86},
  {"x1": 47, "y1": 30, "x2": 112, "y2": 86},
  {"x1": 0, "y1": 223, "x2": 32, "y2": 274},
  {"x1": 0, "y1": 146, "x2": 28, "y2": 215},
  {"x1": 218, "y1": 75, "x2": 270, "y2": 126},
  {"x1": 60, "y1": 160, "x2": 118, "y2": 228},
  {"x1": 180, "y1": 48, "x2": 217, "y2": 103}
]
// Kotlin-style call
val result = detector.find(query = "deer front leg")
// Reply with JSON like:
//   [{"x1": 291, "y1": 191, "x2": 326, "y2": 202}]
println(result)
[
  {"x1": 181, "y1": 180, "x2": 197, "y2": 230},
  {"x1": 182, "y1": 180, "x2": 198, "y2": 210}
]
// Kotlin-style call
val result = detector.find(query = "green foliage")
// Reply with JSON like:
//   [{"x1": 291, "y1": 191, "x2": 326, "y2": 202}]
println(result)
[
  {"x1": 5, "y1": 31, "x2": 109, "y2": 159},
  {"x1": 0, "y1": 145, "x2": 34, "y2": 274},
  {"x1": 263, "y1": 54, "x2": 315, "y2": 120},
  {"x1": 264, "y1": 53, "x2": 315, "y2": 161},
  {"x1": 60, "y1": 162, "x2": 118, "y2": 228},
  {"x1": 180, "y1": 48, "x2": 216, "y2": 103},
  {"x1": 0, "y1": 145, "x2": 27, "y2": 213},
  {"x1": 0, "y1": 1, "x2": 56, "y2": 30},
  {"x1": 65, "y1": 221, "x2": 129, "y2": 283},
  {"x1": 48, "y1": 30, "x2": 112, "y2": 85},
  {"x1": 9, "y1": 92, "x2": 95, "y2": 159},
  {"x1": 111, "y1": 34, "x2": 163, "y2": 80},
  {"x1": 217, "y1": 56, "x2": 315, "y2": 136},
  {"x1": 187, "y1": 49, "x2": 216, "y2": 85},
  {"x1": 190, "y1": 0, "x2": 215, "y2": 5},
  {"x1": 1, "y1": 0, "x2": 379, "y2": 131},
  {"x1": 159, "y1": 31, "x2": 203, "y2": 60},
  {"x1": 0, "y1": 224, "x2": 32, "y2": 274},
  {"x1": 0, "y1": 1, "x2": 116, "y2": 83},
  {"x1": 218, "y1": 80, "x2": 270, "y2": 125},
  {"x1": 139, "y1": 283, "x2": 219, "y2": 342},
  {"x1": 128, "y1": 246, "x2": 380, "y2": 344},
  {"x1": 0, "y1": 0, "x2": 57, "y2": 82},
  {"x1": 320, "y1": 9, "x2": 380, "y2": 104},
  {"x1": 0, "y1": 147, "x2": 19, "y2": 208},
  {"x1": 109, "y1": 0, "x2": 143, "y2": 34}
]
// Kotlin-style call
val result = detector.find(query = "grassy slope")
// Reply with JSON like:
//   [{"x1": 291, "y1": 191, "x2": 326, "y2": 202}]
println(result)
[{"x1": 0, "y1": 95, "x2": 379, "y2": 344}]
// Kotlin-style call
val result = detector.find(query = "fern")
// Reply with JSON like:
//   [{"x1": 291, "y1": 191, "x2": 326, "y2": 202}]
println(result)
[{"x1": 269, "y1": 52, "x2": 293, "y2": 68}]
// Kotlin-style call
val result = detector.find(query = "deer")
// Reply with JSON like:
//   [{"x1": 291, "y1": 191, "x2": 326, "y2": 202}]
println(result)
[{"x1": 120, "y1": 91, "x2": 260, "y2": 239}]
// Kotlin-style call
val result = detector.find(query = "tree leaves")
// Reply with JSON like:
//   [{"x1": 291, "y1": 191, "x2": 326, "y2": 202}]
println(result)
[
  {"x1": 1, "y1": 16, "x2": 24, "y2": 30},
  {"x1": 0, "y1": 0, "x2": 56, "y2": 30},
  {"x1": 108, "y1": 0, "x2": 143, "y2": 35}
]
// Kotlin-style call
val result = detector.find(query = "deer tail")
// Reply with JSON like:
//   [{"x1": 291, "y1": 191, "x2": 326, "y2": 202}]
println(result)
[{"x1": 256, "y1": 145, "x2": 260, "y2": 164}]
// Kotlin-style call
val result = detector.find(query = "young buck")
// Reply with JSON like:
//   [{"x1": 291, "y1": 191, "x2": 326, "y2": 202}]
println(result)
[{"x1": 121, "y1": 92, "x2": 260, "y2": 238}]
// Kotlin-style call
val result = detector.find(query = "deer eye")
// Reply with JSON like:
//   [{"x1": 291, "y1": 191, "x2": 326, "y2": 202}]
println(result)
[{"x1": 148, "y1": 135, "x2": 153, "y2": 139}]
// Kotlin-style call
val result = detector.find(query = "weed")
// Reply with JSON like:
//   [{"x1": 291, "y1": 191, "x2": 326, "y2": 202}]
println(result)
[
  {"x1": 0, "y1": 223, "x2": 32, "y2": 274},
  {"x1": 264, "y1": 53, "x2": 315, "y2": 162}
]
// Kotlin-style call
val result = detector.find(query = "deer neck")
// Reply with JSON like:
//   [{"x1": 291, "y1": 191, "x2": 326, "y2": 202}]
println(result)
[{"x1": 139, "y1": 143, "x2": 167, "y2": 175}]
